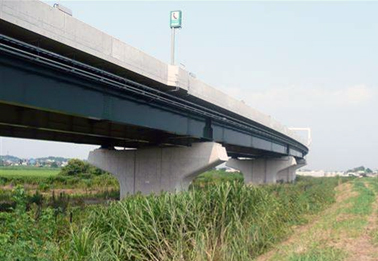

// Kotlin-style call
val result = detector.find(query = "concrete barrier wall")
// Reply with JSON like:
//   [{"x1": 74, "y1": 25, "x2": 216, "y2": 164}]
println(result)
[{"x1": 0, "y1": 0, "x2": 170, "y2": 85}]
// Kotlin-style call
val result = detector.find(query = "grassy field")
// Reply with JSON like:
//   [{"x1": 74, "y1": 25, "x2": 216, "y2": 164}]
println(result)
[
  {"x1": 0, "y1": 168, "x2": 350, "y2": 260},
  {"x1": 0, "y1": 166, "x2": 118, "y2": 190},
  {"x1": 1, "y1": 167, "x2": 371, "y2": 260},
  {"x1": 0, "y1": 166, "x2": 60, "y2": 178}
]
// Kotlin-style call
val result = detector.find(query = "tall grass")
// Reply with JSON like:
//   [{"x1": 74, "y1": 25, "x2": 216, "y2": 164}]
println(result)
[{"x1": 63, "y1": 177, "x2": 345, "y2": 260}]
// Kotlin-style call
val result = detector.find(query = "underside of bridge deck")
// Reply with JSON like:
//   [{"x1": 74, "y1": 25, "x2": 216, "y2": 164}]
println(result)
[{"x1": 0, "y1": 102, "x2": 198, "y2": 148}]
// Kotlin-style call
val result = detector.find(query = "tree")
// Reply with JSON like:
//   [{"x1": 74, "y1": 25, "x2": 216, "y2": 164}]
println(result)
[
  {"x1": 59, "y1": 159, "x2": 107, "y2": 177},
  {"x1": 346, "y1": 166, "x2": 365, "y2": 173},
  {"x1": 59, "y1": 159, "x2": 89, "y2": 176},
  {"x1": 50, "y1": 162, "x2": 58, "y2": 168},
  {"x1": 366, "y1": 168, "x2": 373, "y2": 173}
]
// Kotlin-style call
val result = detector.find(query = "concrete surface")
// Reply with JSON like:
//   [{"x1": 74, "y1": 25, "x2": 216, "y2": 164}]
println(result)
[
  {"x1": 227, "y1": 156, "x2": 304, "y2": 184},
  {"x1": 88, "y1": 142, "x2": 228, "y2": 197},
  {"x1": 0, "y1": 0, "x2": 307, "y2": 147},
  {"x1": 276, "y1": 158, "x2": 306, "y2": 183}
]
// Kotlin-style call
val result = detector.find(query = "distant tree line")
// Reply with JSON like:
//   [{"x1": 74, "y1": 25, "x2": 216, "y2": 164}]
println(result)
[{"x1": 346, "y1": 166, "x2": 373, "y2": 173}]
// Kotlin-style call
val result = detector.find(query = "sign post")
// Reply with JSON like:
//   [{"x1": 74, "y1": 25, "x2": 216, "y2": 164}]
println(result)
[{"x1": 170, "y1": 10, "x2": 182, "y2": 65}]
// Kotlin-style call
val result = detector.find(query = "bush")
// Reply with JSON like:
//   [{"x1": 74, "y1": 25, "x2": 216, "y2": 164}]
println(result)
[
  {"x1": 38, "y1": 182, "x2": 50, "y2": 192},
  {"x1": 59, "y1": 159, "x2": 107, "y2": 177},
  {"x1": 59, "y1": 159, "x2": 89, "y2": 176}
]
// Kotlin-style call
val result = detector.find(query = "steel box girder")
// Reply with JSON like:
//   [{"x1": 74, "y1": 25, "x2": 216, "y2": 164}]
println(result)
[{"x1": 0, "y1": 43, "x2": 305, "y2": 158}]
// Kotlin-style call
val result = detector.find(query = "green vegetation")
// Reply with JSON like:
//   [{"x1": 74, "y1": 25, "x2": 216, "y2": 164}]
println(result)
[
  {"x1": 191, "y1": 169, "x2": 244, "y2": 188},
  {"x1": 286, "y1": 247, "x2": 347, "y2": 261},
  {"x1": 0, "y1": 172, "x2": 118, "y2": 189},
  {"x1": 0, "y1": 167, "x2": 59, "y2": 178},
  {"x1": 0, "y1": 186, "x2": 88, "y2": 260},
  {"x1": 0, "y1": 161, "x2": 117, "y2": 189},
  {"x1": 345, "y1": 179, "x2": 375, "y2": 216},
  {"x1": 346, "y1": 165, "x2": 374, "y2": 175},
  {"x1": 0, "y1": 172, "x2": 348, "y2": 260},
  {"x1": 367, "y1": 179, "x2": 378, "y2": 246},
  {"x1": 59, "y1": 159, "x2": 106, "y2": 177},
  {"x1": 0, "y1": 161, "x2": 119, "y2": 213},
  {"x1": 268, "y1": 177, "x2": 378, "y2": 261}
]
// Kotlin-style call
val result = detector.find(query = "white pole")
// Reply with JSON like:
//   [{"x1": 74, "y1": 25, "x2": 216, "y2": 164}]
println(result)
[{"x1": 171, "y1": 27, "x2": 175, "y2": 65}]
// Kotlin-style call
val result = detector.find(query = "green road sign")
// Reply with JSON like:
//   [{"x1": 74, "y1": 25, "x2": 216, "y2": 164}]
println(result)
[{"x1": 170, "y1": 10, "x2": 182, "y2": 28}]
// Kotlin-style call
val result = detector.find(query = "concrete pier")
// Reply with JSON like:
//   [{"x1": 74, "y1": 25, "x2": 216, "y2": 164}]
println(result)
[
  {"x1": 276, "y1": 158, "x2": 307, "y2": 183},
  {"x1": 88, "y1": 142, "x2": 228, "y2": 198},
  {"x1": 226, "y1": 156, "x2": 304, "y2": 184}
]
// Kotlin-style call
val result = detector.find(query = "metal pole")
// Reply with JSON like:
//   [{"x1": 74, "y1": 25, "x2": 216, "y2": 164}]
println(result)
[{"x1": 170, "y1": 27, "x2": 175, "y2": 65}]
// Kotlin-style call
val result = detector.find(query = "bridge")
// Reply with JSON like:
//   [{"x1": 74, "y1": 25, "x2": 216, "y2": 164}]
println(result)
[{"x1": 0, "y1": 0, "x2": 308, "y2": 197}]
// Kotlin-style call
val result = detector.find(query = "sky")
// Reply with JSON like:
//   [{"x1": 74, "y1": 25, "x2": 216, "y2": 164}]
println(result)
[{"x1": 1, "y1": 0, "x2": 378, "y2": 171}]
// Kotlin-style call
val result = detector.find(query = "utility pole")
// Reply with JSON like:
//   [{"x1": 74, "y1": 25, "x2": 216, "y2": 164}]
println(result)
[
  {"x1": 171, "y1": 27, "x2": 176, "y2": 65},
  {"x1": 170, "y1": 10, "x2": 182, "y2": 65}
]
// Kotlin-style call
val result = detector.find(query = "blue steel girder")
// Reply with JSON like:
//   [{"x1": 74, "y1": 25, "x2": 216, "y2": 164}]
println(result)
[{"x1": 0, "y1": 34, "x2": 308, "y2": 158}]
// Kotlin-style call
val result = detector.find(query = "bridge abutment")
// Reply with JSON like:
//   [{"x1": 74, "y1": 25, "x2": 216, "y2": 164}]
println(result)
[
  {"x1": 226, "y1": 156, "x2": 304, "y2": 184},
  {"x1": 88, "y1": 142, "x2": 228, "y2": 198}
]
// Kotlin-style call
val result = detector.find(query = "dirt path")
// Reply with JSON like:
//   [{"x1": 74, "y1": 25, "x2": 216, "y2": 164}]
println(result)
[
  {"x1": 343, "y1": 182, "x2": 378, "y2": 261},
  {"x1": 256, "y1": 180, "x2": 378, "y2": 261}
]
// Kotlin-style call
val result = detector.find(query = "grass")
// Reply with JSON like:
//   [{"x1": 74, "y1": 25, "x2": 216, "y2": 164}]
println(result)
[
  {"x1": 58, "y1": 177, "x2": 344, "y2": 260},
  {"x1": 0, "y1": 166, "x2": 118, "y2": 190},
  {"x1": 345, "y1": 179, "x2": 375, "y2": 215},
  {"x1": 268, "y1": 177, "x2": 378, "y2": 261},
  {"x1": 0, "y1": 169, "x2": 354, "y2": 260},
  {"x1": 0, "y1": 167, "x2": 60, "y2": 178},
  {"x1": 287, "y1": 246, "x2": 346, "y2": 261},
  {"x1": 0, "y1": 167, "x2": 119, "y2": 211},
  {"x1": 192, "y1": 169, "x2": 244, "y2": 188},
  {"x1": 367, "y1": 178, "x2": 378, "y2": 246}
]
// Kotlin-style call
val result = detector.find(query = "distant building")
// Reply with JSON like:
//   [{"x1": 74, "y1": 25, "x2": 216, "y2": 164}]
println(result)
[
  {"x1": 297, "y1": 170, "x2": 325, "y2": 177},
  {"x1": 29, "y1": 159, "x2": 36, "y2": 165},
  {"x1": 297, "y1": 170, "x2": 346, "y2": 177}
]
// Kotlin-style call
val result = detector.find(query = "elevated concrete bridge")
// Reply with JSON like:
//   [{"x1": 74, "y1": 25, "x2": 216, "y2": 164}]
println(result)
[{"x1": 0, "y1": 0, "x2": 308, "y2": 197}]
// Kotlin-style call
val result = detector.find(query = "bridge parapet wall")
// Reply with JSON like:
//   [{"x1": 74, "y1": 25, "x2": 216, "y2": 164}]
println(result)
[{"x1": 0, "y1": 0, "x2": 170, "y2": 86}]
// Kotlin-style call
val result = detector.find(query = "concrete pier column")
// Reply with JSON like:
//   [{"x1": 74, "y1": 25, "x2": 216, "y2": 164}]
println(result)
[
  {"x1": 276, "y1": 158, "x2": 306, "y2": 183},
  {"x1": 226, "y1": 156, "x2": 300, "y2": 184},
  {"x1": 88, "y1": 142, "x2": 228, "y2": 198}
]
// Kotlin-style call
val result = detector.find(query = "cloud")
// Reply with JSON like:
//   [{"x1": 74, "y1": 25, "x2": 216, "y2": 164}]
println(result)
[
  {"x1": 344, "y1": 85, "x2": 372, "y2": 104},
  {"x1": 222, "y1": 84, "x2": 374, "y2": 110}
]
